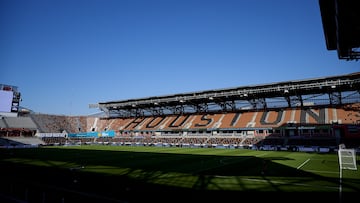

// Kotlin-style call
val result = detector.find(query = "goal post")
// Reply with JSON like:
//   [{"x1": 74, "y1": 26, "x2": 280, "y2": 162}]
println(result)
[
  {"x1": 337, "y1": 144, "x2": 357, "y2": 203},
  {"x1": 338, "y1": 147, "x2": 357, "y2": 171}
]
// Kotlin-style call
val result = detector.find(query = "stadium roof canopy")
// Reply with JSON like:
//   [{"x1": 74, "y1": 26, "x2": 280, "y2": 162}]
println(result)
[
  {"x1": 95, "y1": 72, "x2": 360, "y2": 118},
  {"x1": 319, "y1": 0, "x2": 360, "y2": 60}
]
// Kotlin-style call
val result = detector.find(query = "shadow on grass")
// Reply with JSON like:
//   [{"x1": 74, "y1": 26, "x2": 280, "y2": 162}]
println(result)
[{"x1": 0, "y1": 147, "x2": 359, "y2": 203}]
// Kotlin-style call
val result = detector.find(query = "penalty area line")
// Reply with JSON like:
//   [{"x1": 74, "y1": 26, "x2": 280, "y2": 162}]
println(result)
[{"x1": 297, "y1": 158, "x2": 310, "y2": 170}]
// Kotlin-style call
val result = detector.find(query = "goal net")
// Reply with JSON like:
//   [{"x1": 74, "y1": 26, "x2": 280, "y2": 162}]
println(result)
[
  {"x1": 337, "y1": 144, "x2": 357, "y2": 202},
  {"x1": 338, "y1": 144, "x2": 357, "y2": 171}
]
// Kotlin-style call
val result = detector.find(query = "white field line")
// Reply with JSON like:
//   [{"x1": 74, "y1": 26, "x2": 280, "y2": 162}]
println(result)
[
  {"x1": 296, "y1": 159, "x2": 339, "y2": 174},
  {"x1": 297, "y1": 158, "x2": 310, "y2": 169}
]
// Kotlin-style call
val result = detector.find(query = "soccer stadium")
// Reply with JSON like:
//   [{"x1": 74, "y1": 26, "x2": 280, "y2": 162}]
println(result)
[
  {"x1": 1, "y1": 71, "x2": 360, "y2": 203},
  {"x1": 1, "y1": 1, "x2": 360, "y2": 203}
]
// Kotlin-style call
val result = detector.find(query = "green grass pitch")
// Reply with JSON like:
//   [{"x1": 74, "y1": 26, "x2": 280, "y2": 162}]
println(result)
[{"x1": 0, "y1": 145, "x2": 359, "y2": 202}]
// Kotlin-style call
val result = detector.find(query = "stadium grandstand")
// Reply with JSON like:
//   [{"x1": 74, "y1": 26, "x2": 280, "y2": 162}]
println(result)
[
  {"x1": 1, "y1": 72, "x2": 360, "y2": 152},
  {"x1": 1, "y1": 1, "x2": 359, "y2": 202}
]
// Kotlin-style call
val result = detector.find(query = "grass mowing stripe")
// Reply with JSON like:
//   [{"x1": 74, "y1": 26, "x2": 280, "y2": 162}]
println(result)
[
  {"x1": 304, "y1": 170, "x2": 339, "y2": 174},
  {"x1": 2, "y1": 146, "x2": 359, "y2": 196},
  {"x1": 240, "y1": 177, "x2": 340, "y2": 190}
]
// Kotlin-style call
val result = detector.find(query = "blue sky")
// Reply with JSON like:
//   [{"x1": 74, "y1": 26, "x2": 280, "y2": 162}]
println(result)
[{"x1": 1, "y1": 0, "x2": 359, "y2": 116}]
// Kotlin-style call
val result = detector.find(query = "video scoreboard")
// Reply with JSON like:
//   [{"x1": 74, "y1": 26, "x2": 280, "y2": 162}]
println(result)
[{"x1": 0, "y1": 84, "x2": 21, "y2": 114}]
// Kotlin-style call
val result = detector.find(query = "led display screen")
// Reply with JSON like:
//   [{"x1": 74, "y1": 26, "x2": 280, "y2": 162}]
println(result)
[{"x1": 0, "y1": 90, "x2": 14, "y2": 113}]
